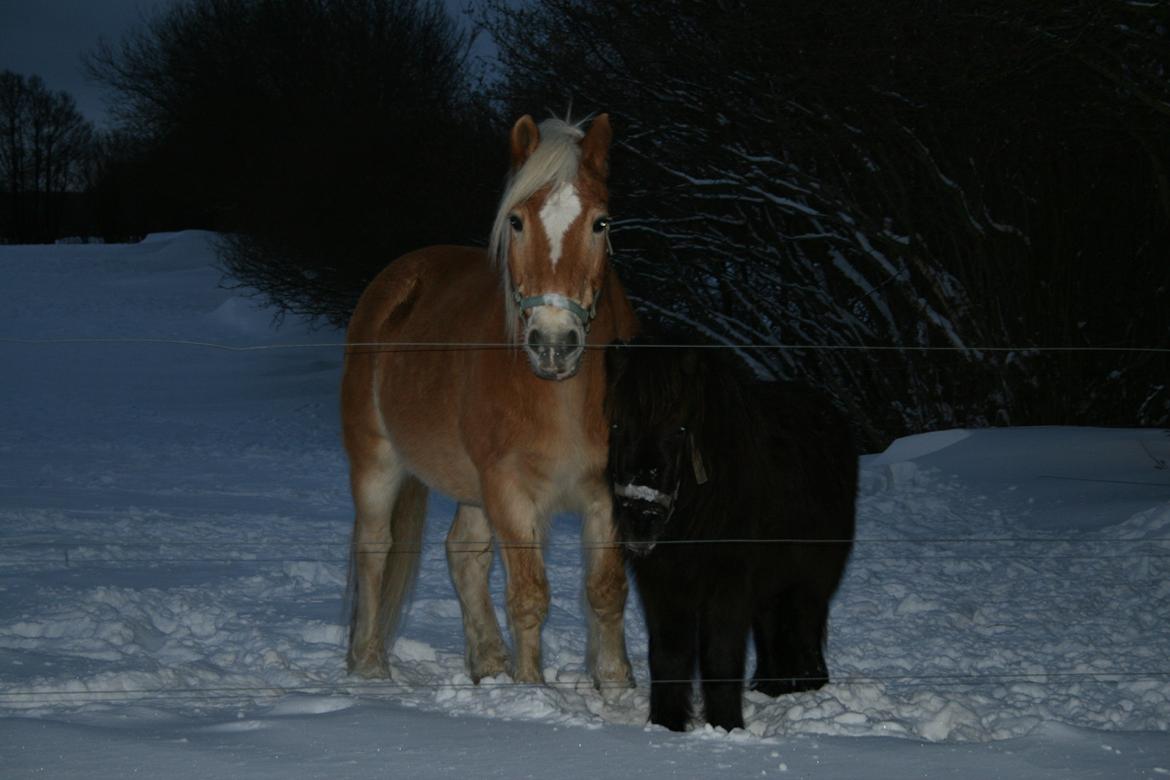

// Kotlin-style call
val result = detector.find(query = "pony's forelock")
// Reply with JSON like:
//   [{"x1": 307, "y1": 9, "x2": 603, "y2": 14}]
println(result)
[{"x1": 490, "y1": 117, "x2": 588, "y2": 339}]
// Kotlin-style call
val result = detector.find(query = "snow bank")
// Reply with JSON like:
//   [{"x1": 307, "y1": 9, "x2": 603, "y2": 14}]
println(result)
[{"x1": 1, "y1": 235, "x2": 1167, "y2": 777}]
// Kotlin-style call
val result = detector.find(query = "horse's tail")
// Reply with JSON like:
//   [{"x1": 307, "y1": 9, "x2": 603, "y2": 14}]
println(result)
[{"x1": 376, "y1": 475, "x2": 429, "y2": 650}]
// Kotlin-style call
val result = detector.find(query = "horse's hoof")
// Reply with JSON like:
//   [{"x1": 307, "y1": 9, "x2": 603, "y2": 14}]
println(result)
[
  {"x1": 591, "y1": 654, "x2": 635, "y2": 690},
  {"x1": 347, "y1": 654, "x2": 390, "y2": 679},
  {"x1": 469, "y1": 649, "x2": 510, "y2": 683},
  {"x1": 510, "y1": 663, "x2": 545, "y2": 684},
  {"x1": 593, "y1": 670, "x2": 635, "y2": 693}
]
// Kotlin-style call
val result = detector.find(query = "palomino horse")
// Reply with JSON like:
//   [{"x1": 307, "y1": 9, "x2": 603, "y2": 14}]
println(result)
[{"x1": 342, "y1": 115, "x2": 637, "y2": 687}]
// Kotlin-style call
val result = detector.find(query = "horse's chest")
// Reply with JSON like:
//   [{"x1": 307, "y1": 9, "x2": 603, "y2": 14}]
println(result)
[{"x1": 532, "y1": 417, "x2": 604, "y2": 487}]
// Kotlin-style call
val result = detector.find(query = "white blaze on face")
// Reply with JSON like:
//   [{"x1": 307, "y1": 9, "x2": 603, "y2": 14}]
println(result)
[{"x1": 538, "y1": 182, "x2": 582, "y2": 268}]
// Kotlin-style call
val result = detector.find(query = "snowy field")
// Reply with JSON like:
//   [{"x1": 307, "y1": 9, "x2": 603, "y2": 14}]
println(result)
[{"x1": 1, "y1": 232, "x2": 1168, "y2": 777}]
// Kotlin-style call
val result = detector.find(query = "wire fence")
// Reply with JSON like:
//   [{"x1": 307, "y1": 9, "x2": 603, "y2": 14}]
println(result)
[
  {"x1": 3, "y1": 534, "x2": 1170, "y2": 564},
  {"x1": 2, "y1": 336, "x2": 1170, "y2": 354},
  {"x1": 2, "y1": 541, "x2": 1168, "y2": 703},
  {"x1": 3, "y1": 670, "x2": 1170, "y2": 706},
  {"x1": 0, "y1": 334, "x2": 1167, "y2": 707}
]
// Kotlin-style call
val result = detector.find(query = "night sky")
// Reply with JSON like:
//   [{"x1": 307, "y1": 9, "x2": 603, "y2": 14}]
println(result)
[
  {"x1": 0, "y1": 0, "x2": 174, "y2": 128},
  {"x1": 0, "y1": 0, "x2": 490, "y2": 130}
]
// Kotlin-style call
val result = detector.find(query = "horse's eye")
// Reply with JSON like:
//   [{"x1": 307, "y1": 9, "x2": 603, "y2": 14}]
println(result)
[
  {"x1": 611, "y1": 422, "x2": 620, "y2": 430},
  {"x1": 509, "y1": 214, "x2": 523, "y2": 232},
  {"x1": 678, "y1": 425, "x2": 687, "y2": 433},
  {"x1": 593, "y1": 216, "x2": 610, "y2": 234}
]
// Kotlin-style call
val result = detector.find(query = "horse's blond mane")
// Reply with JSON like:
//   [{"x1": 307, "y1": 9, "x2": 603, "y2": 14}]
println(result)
[{"x1": 489, "y1": 117, "x2": 587, "y2": 339}]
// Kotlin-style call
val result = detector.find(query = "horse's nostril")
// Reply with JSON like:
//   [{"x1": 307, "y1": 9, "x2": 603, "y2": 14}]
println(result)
[
  {"x1": 526, "y1": 329, "x2": 548, "y2": 349},
  {"x1": 565, "y1": 329, "x2": 580, "y2": 349}
]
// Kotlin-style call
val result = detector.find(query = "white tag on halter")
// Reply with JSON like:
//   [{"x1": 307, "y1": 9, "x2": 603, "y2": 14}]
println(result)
[{"x1": 689, "y1": 433, "x2": 708, "y2": 485}]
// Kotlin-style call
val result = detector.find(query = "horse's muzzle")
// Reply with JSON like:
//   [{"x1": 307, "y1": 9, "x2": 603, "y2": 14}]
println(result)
[{"x1": 523, "y1": 309, "x2": 586, "y2": 380}]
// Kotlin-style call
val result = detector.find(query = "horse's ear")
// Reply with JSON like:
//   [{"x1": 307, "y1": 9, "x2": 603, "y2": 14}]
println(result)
[
  {"x1": 510, "y1": 115, "x2": 540, "y2": 169},
  {"x1": 581, "y1": 113, "x2": 612, "y2": 179}
]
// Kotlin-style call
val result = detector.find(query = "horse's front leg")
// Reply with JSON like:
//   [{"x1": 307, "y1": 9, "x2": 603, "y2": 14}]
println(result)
[
  {"x1": 582, "y1": 486, "x2": 633, "y2": 691},
  {"x1": 446, "y1": 503, "x2": 509, "y2": 681},
  {"x1": 641, "y1": 577, "x2": 697, "y2": 731},
  {"x1": 699, "y1": 593, "x2": 749, "y2": 731},
  {"x1": 484, "y1": 479, "x2": 549, "y2": 683}
]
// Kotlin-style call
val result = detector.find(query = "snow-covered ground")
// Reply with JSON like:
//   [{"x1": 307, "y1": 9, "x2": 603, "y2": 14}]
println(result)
[{"x1": 1, "y1": 232, "x2": 1167, "y2": 777}]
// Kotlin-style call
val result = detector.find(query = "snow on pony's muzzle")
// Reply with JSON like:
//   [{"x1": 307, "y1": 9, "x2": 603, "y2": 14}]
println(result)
[
  {"x1": 613, "y1": 479, "x2": 679, "y2": 555},
  {"x1": 613, "y1": 482, "x2": 674, "y2": 508}
]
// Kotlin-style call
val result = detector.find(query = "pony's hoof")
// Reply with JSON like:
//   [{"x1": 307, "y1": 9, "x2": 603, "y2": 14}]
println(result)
[
  {"x1": 649, "y1": 712, "x2": 689, "y2": 732},
  {"x1": 751, "y1": 675, "x2": 827, "y2": 697}
]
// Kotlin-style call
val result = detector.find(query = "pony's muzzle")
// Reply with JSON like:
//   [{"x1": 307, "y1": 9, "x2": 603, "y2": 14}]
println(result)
[
  {"x1": 523, "y1": 307, "x2": 586, "y2": 380},
  {"x1": 613, "y1": 482, "x2": 674, "y2": 556}
]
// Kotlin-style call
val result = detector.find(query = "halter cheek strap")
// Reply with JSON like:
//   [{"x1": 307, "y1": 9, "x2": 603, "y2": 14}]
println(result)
[
  {"x1": 514, "y1": 291, "x2": 597, "y2": 331},
  {"x1": 513, "y1": 225, "x2": 611, "y2": 333}
]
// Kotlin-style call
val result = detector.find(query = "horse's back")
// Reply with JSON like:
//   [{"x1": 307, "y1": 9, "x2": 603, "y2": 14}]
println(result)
[
  {"x1": 347, "y1": 245, "x2": 499, "y2": 344},
  {"x1": 756, "y1": 381, "x2": 856, "y2": 523}
]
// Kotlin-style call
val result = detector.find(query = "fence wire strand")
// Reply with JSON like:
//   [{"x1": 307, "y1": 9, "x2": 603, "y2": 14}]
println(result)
[
  {"x1": 3, "y1": 670, "x2": 1169, "y2": 706},
  {"x1": 3, "y1": 336, "x2": 1170, "y2": 354},
  {"x1": 2, "y1": 333, "x2": 1168, "y2": 706}
]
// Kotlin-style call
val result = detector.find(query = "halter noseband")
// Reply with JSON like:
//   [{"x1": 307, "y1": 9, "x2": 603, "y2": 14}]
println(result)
[{"x1": 514, "y1": 291, "x2": 597, "y2": 331}]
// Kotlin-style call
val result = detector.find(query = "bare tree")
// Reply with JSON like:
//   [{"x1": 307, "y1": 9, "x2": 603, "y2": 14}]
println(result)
[
  {"x1": 87, "y1": 0, "x2": 499, "y2": 322},
  {"x1": 484, "y1": 0, "x2": 1170, "y2": 446},
  {"x1": 0, "y1": 71, "x2": 97, "y2": 242}
]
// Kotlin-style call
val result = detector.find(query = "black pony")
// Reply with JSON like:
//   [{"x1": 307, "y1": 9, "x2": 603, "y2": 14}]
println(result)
[{"x1": 606, "y1": 336, "x2": 857, "y2": 732}]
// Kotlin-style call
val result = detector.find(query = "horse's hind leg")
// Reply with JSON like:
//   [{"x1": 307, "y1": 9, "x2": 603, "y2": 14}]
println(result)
[
  {"x1": 582, "y1": 488, "x2": 633, "y2": 690},
  {"x1": 446, "y1": 503, "x2": 509, "y2": 681},
  {"x1": 346, "y1": 435, "x2": 405, "y2": 678},
  {"x1": 751, "y1": 589, "x2": 830, "y2": 696}
]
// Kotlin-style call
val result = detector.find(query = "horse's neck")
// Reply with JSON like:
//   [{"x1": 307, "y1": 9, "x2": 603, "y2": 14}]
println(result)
[{"x1": 597, "y1": 267, "x2": 639, "y2": 343}]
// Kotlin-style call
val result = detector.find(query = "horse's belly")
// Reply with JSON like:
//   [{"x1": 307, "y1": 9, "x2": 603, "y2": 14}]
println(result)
[{"x1": 378, "y1": 380, "x2": 482, "y2": 504}]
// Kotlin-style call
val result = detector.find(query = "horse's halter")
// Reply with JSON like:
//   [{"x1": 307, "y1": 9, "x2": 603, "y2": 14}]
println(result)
[
  {"x1": 512, "y1": 222, "x2": 612, "y2": 334},
  {"x1": 513, "y1": 290, "x2": 597, "y2": 332},
  {"x1": 612, "y1": 427, "x2": 709, "y2": 526}
]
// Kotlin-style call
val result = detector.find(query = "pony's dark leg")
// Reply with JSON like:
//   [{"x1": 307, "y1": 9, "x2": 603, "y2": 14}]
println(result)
[
  {"x1": 446, "y1": 504, "x2": 509, "y2": 682},
  {"x1": 642, "y1": 585, "x2": 698, "y2": 731},
  {"x1": 698, "y1": 597, "x2": 749, "y2": 731},
  {"x1": 582, "y1": 485, "x2": 633, "y2": 692},
  {"x1": 751, "y1": 590, "x2": 830, "y2": 696}
]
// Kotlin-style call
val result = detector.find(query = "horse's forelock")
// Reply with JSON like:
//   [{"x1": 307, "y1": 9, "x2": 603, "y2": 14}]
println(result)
[
  {"x1": 614, "y1": 347, "x2": 705, "y2": 433},
  {"x1": 490, "y1": 117, "x2": 588, "y2": 339}
]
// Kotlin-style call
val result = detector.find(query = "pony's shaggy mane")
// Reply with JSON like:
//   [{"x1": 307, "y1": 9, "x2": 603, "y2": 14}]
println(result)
[{"x1": 489, "y1": 117, "x2": 587, "y2": 339}]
